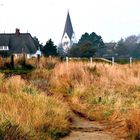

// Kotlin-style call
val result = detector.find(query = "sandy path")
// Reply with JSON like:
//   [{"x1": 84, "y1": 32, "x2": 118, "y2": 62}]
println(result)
[{"x1": 61, "y1": 115, "x2": 118, "y2": 140}]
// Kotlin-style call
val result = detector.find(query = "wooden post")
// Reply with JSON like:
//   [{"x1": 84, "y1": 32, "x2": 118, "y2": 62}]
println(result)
[
  {"x1": 37, "y1": 54, "x2": 40, "y2": 62},
  {"x1": 60, "y1": 56, "x2": 63, "y2": 62},
  {"x1": 23, "y1": 53, "x2": 26, "y2": 66},
  {"x1": 66, "y1": 57, "x2": 69, "y2": 65},
  {"x1": 49, "y1": 55, "x2": 52, "y2": 61},
  {"x1": 130, "y1": 57, "x2": 132, "y2": 65},
  {"x1": 90, "y1": 57, "x2": 93, "y2": 65},
  {"x1": 37, "y1": 54, "x2": 40, "y2": 68},
  {"x1": 11, "y1": 54, "x2": 14, "y2": 69},
  {"x1": 112, "y1": 57, "x2": 114, "y2": 65}
]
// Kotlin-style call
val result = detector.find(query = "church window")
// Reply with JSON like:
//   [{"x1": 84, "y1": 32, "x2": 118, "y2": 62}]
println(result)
[{"x1": 64, "y1": 42, "x2": 69, "y2": 46}]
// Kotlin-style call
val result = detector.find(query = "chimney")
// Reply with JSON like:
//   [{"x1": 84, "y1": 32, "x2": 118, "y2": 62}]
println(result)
[{"x1": 15, "y1": 28, "x2": 20, "y2": 36}]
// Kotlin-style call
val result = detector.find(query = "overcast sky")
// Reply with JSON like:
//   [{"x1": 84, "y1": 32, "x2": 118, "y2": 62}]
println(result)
[{"x1": 0, "y1": 0, "x2": 140, "y2": 45}]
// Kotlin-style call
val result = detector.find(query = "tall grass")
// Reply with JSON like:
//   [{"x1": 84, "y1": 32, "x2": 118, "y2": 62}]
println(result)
[
  {"x1": 2, "y1": 57, "x2": 140, "y2": 139},
  {"x1": 0, "y1": 74, "x2": 72, "y2": 140},
  {"x1": 40, "y1": 61, "x2": 140, "y2": 139}
]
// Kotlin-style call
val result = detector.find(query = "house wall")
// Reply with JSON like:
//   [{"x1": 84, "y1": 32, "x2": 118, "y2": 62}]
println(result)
[
  {"x1": 14, "y1": 49, "x2": 41, "y2": 59},
  {"x1": 27, "y1": 50, "x2": 42, "y2": 59}
]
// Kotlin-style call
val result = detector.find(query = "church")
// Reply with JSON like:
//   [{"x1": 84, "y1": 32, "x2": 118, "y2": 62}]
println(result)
[{"x1": 61, "y1": 11, "x2": 76, "y2": 53}]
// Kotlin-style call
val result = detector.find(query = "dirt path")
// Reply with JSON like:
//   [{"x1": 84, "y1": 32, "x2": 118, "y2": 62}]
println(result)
[{"x1": 61, "y1": 115, "x2": 118, "y2": 140}]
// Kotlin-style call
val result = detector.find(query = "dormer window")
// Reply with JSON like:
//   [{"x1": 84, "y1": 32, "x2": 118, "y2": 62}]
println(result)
[{"x1": 65, "y1": 36, "x2": 67, "y2": 39}]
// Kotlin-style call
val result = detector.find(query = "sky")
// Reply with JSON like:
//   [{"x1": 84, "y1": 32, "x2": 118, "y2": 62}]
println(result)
[{"x1": 0, "y1": 0, "x2": 140, "y2": 45}]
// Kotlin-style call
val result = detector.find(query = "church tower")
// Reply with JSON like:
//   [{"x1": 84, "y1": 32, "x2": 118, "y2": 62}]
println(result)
[{"x1": 61, "y1": 11, "x2": 76, "y2": 53}]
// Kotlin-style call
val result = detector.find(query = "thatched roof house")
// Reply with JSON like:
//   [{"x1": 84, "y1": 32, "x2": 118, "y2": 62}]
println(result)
[{"x1": 0, "y1": 29, "x2": 41, "y2": 58}]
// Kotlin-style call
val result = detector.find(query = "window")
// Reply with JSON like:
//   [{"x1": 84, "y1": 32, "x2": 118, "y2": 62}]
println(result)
[
  {"x1": 4, "y1": 46, "x2": 8, "y2": 50},
  {"x1": 64, "y1": 42, "x2": 69, "y2": 46},
  {"x1": 0, "y1": 46, "x2": 9, "y2": 50}
]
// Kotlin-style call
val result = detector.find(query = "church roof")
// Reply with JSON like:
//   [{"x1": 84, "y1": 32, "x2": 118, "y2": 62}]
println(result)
[
  {"x1": 0, "y1": 33, "x2": 37, "y2": 54},
  {"x1": 63, "y1": 11, "x2": 74, "y2": 39}
]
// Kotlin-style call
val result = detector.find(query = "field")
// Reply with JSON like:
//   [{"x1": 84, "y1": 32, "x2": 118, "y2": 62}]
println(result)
[{"x1": 0, "y1": 57, "x2": 140, "y2": 140}]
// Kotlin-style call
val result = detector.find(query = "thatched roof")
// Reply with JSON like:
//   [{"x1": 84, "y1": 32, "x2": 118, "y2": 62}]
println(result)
[{"x1": 0, "y1": 33, "x2": 37, "y2": 54}]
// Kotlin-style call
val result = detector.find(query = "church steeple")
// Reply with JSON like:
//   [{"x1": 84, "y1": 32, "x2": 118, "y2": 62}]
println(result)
[
  {"x1": 63, "y1": 11, "x2": 74, "y2": 39},
  {"x1": 61, "y1": 11, "x2": 76, "y2": 53}
]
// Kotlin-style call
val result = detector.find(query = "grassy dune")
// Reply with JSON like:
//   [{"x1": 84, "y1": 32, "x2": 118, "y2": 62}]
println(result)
[
  {"x1": 0, "y1": 74, "x2": 72, "y2": 140},
  {"x1": 0, "y1": 57, "x2": 140, "y2": 139},
  {"x1": 38, "y1": 60, "x2": 140, "y2": 139}
]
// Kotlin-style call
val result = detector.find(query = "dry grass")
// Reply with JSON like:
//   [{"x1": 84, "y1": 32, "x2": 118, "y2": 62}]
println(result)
[
  {"x1": 0, "y1": 74, "x2": 72, "y2": 140},
  {"x1": 40, "y1": 61, "x2": 140, "y2": 139},
  {"x1": 27, "y1": 56, "x2": 59, "y2": 70},
  {"x1": 126, "y1": 110, "x2": 140, "y2": 139},
  {"x1": 1, "y1": 58, "x2": 140, "y2": 139}
]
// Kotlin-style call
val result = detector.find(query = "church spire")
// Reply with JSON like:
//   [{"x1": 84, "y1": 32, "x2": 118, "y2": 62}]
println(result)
[
  {"x1": 63, "y1": 11, "x2": 74, "y2": 39},
  {"x1": 61, "y1": 11, "x2": 76, "y2": 54}
]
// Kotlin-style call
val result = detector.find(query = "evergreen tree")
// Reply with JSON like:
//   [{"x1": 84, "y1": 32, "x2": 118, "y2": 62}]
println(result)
[
  {"x1": 69, "y1": 32, "x2": 105, "y2": 57},
  {"x1": 42, "y1": 39, "x2": 57, "y2": 56}
]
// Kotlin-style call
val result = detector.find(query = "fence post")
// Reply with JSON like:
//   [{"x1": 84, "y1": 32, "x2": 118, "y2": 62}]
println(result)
[
  {"x1": 23, "y1": 53, "x2": 26, "y2": 66},
  {"x1": 130, "y1": 57, "x2": 132, "y2": 65},
  {"x1": 112, "y1": 57, "x2": 114, "y2": 65},
  {"x1": 90, "y1": 57, "x2": 93, "y2": 65},
  {"x1": 37, "y1": 54, "x2": 40, "y2": 68},
  {"x1": 66, "y1": 57, "x2": 69, "y2": 65},
  {"x1": 11, "y1": 54, "x2": 14, "y2": 69}
]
